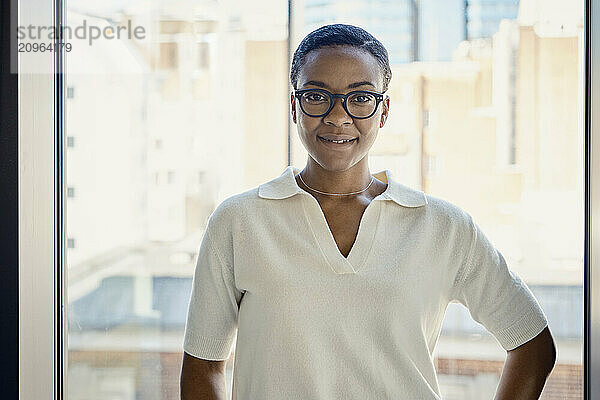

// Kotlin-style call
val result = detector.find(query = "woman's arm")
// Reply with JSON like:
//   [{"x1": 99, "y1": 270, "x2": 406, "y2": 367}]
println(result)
[
  {"x1": 180, "y1": 352, "x2": 229, "y2": 400},
  {"x1": 493, "y1": 326, "x2": 557, "y2": 400}
]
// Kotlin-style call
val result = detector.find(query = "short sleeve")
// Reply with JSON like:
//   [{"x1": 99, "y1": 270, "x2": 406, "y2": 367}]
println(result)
[
  {"x1": 450, "y1": 214, "x2": 549, "y2": 351},
  {"x1": 183, "y1": 221, "x2": 244, "y2": 360}
]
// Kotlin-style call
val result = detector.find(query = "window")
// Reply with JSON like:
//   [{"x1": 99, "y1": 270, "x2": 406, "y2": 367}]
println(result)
[
  {"x1": 422, "y1": 109, "x2": 430, "y2": 129},
  {"x1": 424, "y1": 154, "x2": 443, "y2": 177},
  {"x1": 67, "y1": 187, "x2": 75, "y2": 198},
  {"x1": 158, "y1": 42, "x2": 178, "y2": 70},
  {"x1": 197, "y1": 42, "x2": 210, "y2": 70},
  {"x1": 15, "y1": 0, "x2": 598, "y2": 399},
  {"x1": 197, "y1": 170, "x2": 206, "y2": 184},
  {"x1": 297, "y1": 1, "x2": 584, "y2": 398},
  {"x1": 64, "y1": 4, "x2": 289, "y2": 394}
]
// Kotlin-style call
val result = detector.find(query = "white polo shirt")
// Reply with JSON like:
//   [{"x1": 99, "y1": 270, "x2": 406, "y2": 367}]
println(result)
[{"x1": 183, "y1": 165, "x2": 548, "y2": 400}]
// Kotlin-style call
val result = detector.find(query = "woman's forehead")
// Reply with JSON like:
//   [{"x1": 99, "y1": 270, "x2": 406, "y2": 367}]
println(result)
[{"x1": 298, "y1": 46, "x2": 383, "y2": 91}]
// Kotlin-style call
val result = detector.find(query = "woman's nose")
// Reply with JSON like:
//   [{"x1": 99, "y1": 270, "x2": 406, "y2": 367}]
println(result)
[{"x1": 323, "y1": 98, "x2": 352, "y2": 126}]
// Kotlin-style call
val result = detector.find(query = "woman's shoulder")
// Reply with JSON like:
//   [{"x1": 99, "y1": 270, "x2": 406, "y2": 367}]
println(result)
[
  {"x1": 383, "y1": 172, "x2": 471, "y2": 228},
  {"x1": 420, "y1": 192, "x2": 475, "y2": 232},
  {"x1": 207, "y1": 187, "x2": 262, "y2": 224}
]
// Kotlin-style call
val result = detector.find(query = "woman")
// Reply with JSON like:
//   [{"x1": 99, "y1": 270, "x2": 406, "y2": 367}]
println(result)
[{"x1": 181, "y1": 24, "x2": 556, "y2": 400}]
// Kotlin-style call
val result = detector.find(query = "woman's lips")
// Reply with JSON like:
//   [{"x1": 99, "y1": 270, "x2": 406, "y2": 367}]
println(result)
[{"x1": 317, "y1": 135, "x2": 357, "y2": 150}]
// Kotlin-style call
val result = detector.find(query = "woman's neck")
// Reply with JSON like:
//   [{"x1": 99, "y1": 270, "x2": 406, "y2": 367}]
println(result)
[{"x1": 296, "y1": 159, "x2": 386, "y2": 202}]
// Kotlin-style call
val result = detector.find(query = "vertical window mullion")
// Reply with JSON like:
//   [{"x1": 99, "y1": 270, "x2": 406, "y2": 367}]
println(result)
[
  {"x1": 18, "y1": 0, "x2": 60, "y2": 398},
  {"x1": 586, "y1": 0, "x2": 600, "y2": 397},
  {"x1": 1, "y1": 0, "x2": 19, "y2": 397}
]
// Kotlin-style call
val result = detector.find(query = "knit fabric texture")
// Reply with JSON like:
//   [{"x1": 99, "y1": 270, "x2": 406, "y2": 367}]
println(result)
[{"x1": 183, "y1": 165, "x2": 549, "y2": 400}]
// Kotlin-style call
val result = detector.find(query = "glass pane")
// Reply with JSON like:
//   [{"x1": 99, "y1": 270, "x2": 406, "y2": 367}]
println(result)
[
  {"x1": 296, "y1": 0, "x2": 583, "y2": 399},
  {"x1": 65, "y1": 1, "x2": 288, "y2": 399},
  {"x1": 65, "y1": 0, "x2": 584, "y2": 399}
]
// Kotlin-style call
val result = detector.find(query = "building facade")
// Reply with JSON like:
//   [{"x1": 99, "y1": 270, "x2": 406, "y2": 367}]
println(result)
[
  {"x1": 303, "y1": 0, "x2": 418, "y2": 64},
  {"x1": 466, "y1": 0, "x2": 520, "y2": 39}
]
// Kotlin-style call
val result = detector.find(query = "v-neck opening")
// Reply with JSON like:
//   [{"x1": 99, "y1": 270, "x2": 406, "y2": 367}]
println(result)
[
  {"x1": 289, "y1": 167, "x2": 393, "y2": 274},
  {"x1": 302, "y1": 195, "x2": 383, "y2": 274}
]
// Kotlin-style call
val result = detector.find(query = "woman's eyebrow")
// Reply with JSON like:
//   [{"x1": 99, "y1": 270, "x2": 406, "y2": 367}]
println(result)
[
  {"x1": 347, "y1": 81, "x2": 376, "y2": 89},
  {"x1": 302, "y1": 80, "x2": 328, "y2": 88},
  {"x1": 302, "y1": 80, "x2": 376, "y2": 89}
]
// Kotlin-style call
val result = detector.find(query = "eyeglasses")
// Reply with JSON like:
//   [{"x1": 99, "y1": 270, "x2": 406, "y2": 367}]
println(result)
[{"x1": 293, "y1": 88, "x2": 385, "y2": 120}]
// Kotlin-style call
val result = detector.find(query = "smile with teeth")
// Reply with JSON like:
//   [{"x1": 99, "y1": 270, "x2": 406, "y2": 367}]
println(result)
[{"x1": 318, "y1": 136, "x2": 357, "y2": 144}]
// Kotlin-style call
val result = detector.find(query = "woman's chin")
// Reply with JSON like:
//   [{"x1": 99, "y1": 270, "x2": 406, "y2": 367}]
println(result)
[{"x1": 310, "y1": 155, "x2": 357, "y2": 171}]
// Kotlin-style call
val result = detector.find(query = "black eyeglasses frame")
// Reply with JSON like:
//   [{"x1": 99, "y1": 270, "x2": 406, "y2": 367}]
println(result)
[{"x1": 293, "y1": 88, "x2": 385, "y2": 120}]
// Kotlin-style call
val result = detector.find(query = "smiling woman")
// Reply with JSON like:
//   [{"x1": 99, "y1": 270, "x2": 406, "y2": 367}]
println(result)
[
  {"x1": 180, "y1": 23, "x2": 556, "y2": 400},
  {"x1": 291, "y1": 44, "x2": 389, "y2": 181}
]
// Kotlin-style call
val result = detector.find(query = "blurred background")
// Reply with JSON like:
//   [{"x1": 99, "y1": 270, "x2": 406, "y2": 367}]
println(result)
[{"x1": 64, "y1": 0, "x2": 583, "y2": 398}]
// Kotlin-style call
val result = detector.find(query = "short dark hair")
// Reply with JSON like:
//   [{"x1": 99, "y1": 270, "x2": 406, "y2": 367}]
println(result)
[{"x1": 290, "y1": 24, "x2": 392, "y2": 92}]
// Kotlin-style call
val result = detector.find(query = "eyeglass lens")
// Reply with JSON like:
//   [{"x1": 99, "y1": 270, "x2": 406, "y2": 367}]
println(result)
[{"x1": 299, "y1": 90, "x2": 377, "y2": 118}]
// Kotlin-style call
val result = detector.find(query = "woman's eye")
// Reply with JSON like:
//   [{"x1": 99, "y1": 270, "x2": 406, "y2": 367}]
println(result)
[
  {"x1": 305, "y1": 93, "x2": 326, "y2": 102},
  {"x1": 352, "y1": 95, "x2": 371, "y2": 103}
]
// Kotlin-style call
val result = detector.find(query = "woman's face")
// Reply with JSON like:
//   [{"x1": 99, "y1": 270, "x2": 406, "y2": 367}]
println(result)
[{"x1": 291, "y1": 45, "x2": 390, "y2": 171}]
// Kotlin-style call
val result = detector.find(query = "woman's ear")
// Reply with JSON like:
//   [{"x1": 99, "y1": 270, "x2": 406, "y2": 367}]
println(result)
[
  {"x1": 380, "y1": 96, "x2": 390, "y2": 128},
  {"x1": 290, "y1": 93, "x2": 297, "y2": 124}
]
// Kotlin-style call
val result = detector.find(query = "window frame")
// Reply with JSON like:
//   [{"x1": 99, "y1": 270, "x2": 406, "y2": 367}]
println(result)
[
  {"x1": 586, "y1": 0, "x2": 600, "y2": 396},
  {"x1": 1, "y1": 0, "x2": 18, "y2": 398},
  {"x1": 16, "y1": 0, "x2": 67, "y2": 396},
  {"x1": 8, "y1": 0, "x2": 599, "y2": 399}
]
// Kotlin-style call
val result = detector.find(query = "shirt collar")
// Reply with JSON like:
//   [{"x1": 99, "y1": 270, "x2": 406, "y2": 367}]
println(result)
[{"x1": 258, "y1": 165, "x2": 427, "y2": 208}]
